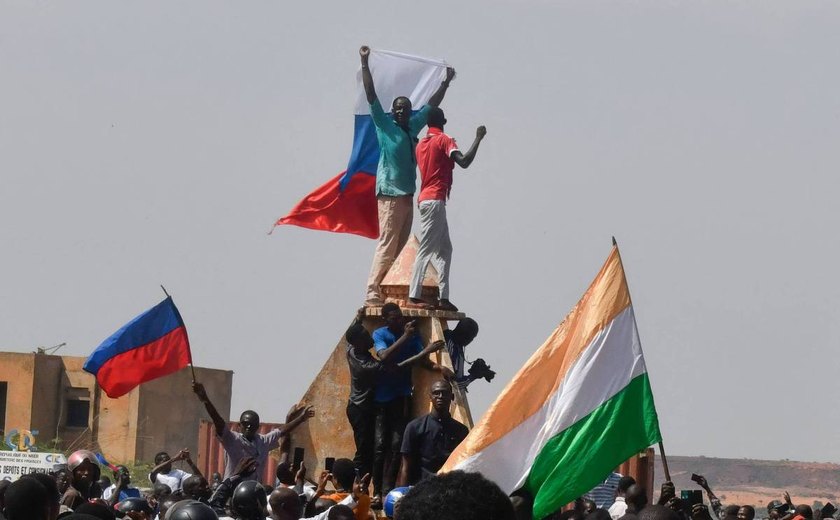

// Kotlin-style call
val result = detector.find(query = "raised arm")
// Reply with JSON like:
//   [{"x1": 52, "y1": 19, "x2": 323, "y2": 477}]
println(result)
[
  {"x1": 181, "y1": 449, "x2": 204, "y2": 480},
  {"x1": 107, "y1": 472, "x2": 126, "y2": 506},
  {"x1": 396, "y1": 340, "x2": 446, "y2": 368},
  {"x1": 657, "y1": 481, "x2": 676, "y2": 506},
  {"x1": 149, "y1": 456, "x2": 173, "y2": 484},
  {"x1": 193, "y1": 382, "x2": 226, "y2": 437},
  {"x1": 280, "y1": 404, "x2": 315, "y2": 435},
  {"x1": 376, "y1": 321, "x2": 417, "y2": 363},
  {"x1": 360, "y1": 46, "x2": 376, "y2": 104},
  {"x1": 353, "y1": 307, "x2": 366, "y2": 326},
  {"x1": 419, "y1": 356, "x2": 455, "y2": 380},
  {"x1": 304, "y1": 471, "x2": 332, "y2": 518},
  {"x1": 393, "y1": 339, "x2": 453, "y2": 378},
  {"x1": 428, "y1": 67, "x2": 456, "y2": 108},
  {"x1": 693, "y1": 475, "x2": 721, "y2": 519},
  {"x1": 452, "y1": 126, "x2": 487, "y2": 169}
]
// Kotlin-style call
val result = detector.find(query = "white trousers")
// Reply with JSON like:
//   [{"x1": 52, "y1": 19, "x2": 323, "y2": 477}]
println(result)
[{"x1": 409, "y1": 199, "x2": 452, "y2": 300}]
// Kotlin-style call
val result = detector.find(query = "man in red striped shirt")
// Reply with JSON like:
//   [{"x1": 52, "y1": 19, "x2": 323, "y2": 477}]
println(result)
[{"x1": 408, "y1": 107, "x2": 486, "y2": 311}]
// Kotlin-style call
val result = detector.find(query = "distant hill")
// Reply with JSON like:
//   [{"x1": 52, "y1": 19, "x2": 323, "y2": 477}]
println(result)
[{"x1": 652, "y1": 455, "x2": 840, "y2": 509}]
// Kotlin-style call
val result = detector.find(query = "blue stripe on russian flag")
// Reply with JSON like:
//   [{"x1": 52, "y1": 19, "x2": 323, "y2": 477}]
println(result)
[
  {"x1": 83, "y1": 297, "x2": 184, "y2": 374},
  {"x1": 341, "y1": 115, "x2": 378, "y2": 190},
  {"x1": 341, "y1": 109, "x2": 427, "y2": 190}
]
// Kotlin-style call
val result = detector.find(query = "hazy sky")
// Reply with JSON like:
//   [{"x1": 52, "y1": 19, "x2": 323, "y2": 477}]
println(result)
[{"x1": 2, "y1": 1, "x2": 839, "y2": 463}]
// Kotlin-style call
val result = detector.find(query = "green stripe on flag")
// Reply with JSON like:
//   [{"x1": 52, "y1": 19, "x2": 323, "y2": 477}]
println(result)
[{"x1": 526, "y1": 373, "x2": 662, "y2": 519}]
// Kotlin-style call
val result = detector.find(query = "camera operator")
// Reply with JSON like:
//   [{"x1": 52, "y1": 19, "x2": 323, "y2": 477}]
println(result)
[{"x1": 445, "y1": 318, "x2": 495, "y2": 392}]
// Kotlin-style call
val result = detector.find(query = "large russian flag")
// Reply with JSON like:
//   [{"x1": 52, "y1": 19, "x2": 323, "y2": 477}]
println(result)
[
  {"x1": 83, "y1": 297, "x2": 192, "y2": 398},
  {"x1": 273, "y1": 49, "x2": 449, "y2": 239},
  {"x1": 441, "y1": 245, "x2": 662, "y2": 519}
]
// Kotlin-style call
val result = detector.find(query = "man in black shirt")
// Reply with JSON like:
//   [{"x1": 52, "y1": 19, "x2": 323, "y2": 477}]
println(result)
[
  {"x1": 345, "y1": 308, "x2": 383, "y2": 479},
  {"x1": 444, "y1": 318, "x2": 495, "y2": 392},
  {"x1": 396, "y1": 379, "x2": 469, "y2": 486}
]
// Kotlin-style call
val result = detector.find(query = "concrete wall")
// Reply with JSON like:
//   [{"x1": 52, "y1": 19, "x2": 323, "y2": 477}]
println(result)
[
  {"x1": 30, "y1": 355, "x2": 64, "y2": 447},
  {"x1": 59, "y1": 356, "x2": 106, "y2": 456},
  {"x1": 0, "y1": 353, "x2": 36, "y2": 437},
  {"x1": 0, "y1": 352, "x2": 232, "y2": 465},
  {"x1": 135, "y1": 366, "x2": 232, "y2": 464}
]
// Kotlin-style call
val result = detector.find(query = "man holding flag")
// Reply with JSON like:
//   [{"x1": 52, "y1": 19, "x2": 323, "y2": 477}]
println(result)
[
  {"x1": 359, "y1": 45, "x2": 455, "y2": 306},
  {"x1": 274, "y1": 47, "x2": 456, "y2": 273}
]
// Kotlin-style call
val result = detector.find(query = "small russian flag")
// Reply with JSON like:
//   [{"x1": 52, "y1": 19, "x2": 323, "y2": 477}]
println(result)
[{"x1": 83, "y1": 297, "x2": 192, "y2": 398}]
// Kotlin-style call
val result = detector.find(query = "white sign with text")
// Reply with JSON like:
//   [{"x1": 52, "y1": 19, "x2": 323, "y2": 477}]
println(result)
[{"x1": 0, "y1": 451, "x2": 66, "y2": 481}]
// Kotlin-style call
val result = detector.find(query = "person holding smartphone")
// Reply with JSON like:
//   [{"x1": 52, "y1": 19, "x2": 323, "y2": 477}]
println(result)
[{"x1": 370, "y1": 303, "x2": 453, "y2": 508}]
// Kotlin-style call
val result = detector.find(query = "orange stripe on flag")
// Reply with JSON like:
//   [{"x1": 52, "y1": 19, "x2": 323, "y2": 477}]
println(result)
[{"x1": 442, "y1": 246, "x2": 631, "y2": 471}]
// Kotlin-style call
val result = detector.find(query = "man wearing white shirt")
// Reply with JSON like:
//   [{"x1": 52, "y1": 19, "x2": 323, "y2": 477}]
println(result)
[
  {"x1": 149, "y1": 449, "x2": 203, "y2": 493},
  {"x1": 608, "y1": 476, "x2": 637, "y2": 520}
]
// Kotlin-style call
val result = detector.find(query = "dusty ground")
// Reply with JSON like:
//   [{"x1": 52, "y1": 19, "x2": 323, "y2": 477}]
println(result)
[{"x1": 652, "y1": 455, "x2": 840, "y2": 508}]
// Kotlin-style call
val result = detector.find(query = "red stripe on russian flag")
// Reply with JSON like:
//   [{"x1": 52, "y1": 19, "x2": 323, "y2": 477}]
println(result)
[
  {"x1": 96, "y1": 327, "x2": 191, "y2": 398},
  {"x1": 274, "y1": 171, "x2": 379, "y2": 239}
]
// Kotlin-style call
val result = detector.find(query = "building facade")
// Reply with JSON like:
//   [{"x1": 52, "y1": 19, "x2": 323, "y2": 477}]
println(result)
[{"x1": 0, "y1": 351, "x2": 232, "y2": 464}]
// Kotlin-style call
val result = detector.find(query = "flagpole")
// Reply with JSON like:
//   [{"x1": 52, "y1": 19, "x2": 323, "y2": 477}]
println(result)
[
  {"x1": 161, "y1": 285, "x2": 199, "y2": 384},
  {"x1": 610, "y1": 237, "x2": 672, "y2": 483}
]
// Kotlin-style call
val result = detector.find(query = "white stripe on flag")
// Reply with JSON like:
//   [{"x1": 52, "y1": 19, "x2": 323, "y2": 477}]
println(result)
[
  {"x1": 353, "y1": 49, "x2": 448, "y2": 115},
  {"x1": 452, "y1": 306, "x2": 647, "y2": 493}
]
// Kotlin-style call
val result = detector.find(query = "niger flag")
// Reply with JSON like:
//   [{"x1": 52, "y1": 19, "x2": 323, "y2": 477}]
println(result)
[{"x1": 441, "y1": 245, "x2": 662, "y2": 519}]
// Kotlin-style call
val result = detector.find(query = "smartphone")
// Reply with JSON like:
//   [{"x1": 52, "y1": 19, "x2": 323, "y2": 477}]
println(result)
[
  {"x1": 681, "y1": 490, "x2": 703, "y2": 508},
  {"x1": 325, "y1": 457, "x2": 335, "y2": 472},
  {"x1": 690, "y1": 474, "x2": 703, "y2": 485},
  {"x1": 775, "y1": 504, "x2": 791, "y2": 514},
  {"x1": 822, "y1": 503, "x2": 836, "y2": 518},
  {"x1": 293, "y1": 447, "x2": 305, "y2": 470}
]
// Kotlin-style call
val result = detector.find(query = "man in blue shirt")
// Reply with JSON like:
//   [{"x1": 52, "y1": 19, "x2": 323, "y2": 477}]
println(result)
[
  {"x1": 359, "y1": 45, "x2": 455, "y2": 306},
  {"x1": 371, "y1": 303, "x2": 453, "y2": 507},
  {"x1": 103, "y1": 466, "x2": 142, "y2": 506}
]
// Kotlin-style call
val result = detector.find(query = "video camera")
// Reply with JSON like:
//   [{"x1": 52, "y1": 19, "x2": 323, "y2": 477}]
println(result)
[{"x1": 468, "y1": 358, "x2": 496, "y2": 383}]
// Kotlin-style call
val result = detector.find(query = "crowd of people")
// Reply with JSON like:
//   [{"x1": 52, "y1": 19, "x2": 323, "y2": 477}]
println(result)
[
  {"x1": 0, "y1": 292, "x2": 497, "y2": 520},
  {"x1": 0, "y1": 449, "x2": 826, "y2": 520},
  {"x1": 0, "y1": 45, "x2": 819, "y2": 520}
]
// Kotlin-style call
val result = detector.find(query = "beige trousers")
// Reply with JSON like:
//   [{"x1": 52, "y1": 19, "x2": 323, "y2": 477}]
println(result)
[{"x1": 366, "y1": 195, "x2": 413, "y2": 301}]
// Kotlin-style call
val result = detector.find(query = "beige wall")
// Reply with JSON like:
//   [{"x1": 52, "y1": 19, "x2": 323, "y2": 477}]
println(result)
[
  {"x1": 0, "y1": 352, "x2": 232, "y2": 464},
  {"x1": 58, "y1": 356, "x2": 102, "y2": 455},
  {"x1": 135, "y1": 366, "x2": 232, "y2": 464},
  {"x1": 0, "y1": 352, "x2": 37, "y2": 435},
  {"x1": 30, "y1": 355, "x2": 63, "y2": 447}
]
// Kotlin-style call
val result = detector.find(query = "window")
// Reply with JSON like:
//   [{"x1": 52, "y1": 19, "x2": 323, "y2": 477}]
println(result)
[
  {"x1": 66, "y1": 400, "x2": 90, "y2": 428},
  {"x1": 0, "y1": 382, "x2": 7, "y2": 434}
]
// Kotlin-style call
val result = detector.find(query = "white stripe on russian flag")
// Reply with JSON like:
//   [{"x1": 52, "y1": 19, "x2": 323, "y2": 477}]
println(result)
[{"x1": 353, "y1": 49, "x2": 448, "y2": 115}]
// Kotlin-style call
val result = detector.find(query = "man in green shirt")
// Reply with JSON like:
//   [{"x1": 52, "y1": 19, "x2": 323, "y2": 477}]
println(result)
[{"x1": 359, "y1": 45, "x2": 455, "y2": 306}]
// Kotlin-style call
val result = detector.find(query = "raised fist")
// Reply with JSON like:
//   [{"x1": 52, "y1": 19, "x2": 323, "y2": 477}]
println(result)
[{"x1": 192, "y1": 382, "x2": 208, "y2": 401}]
